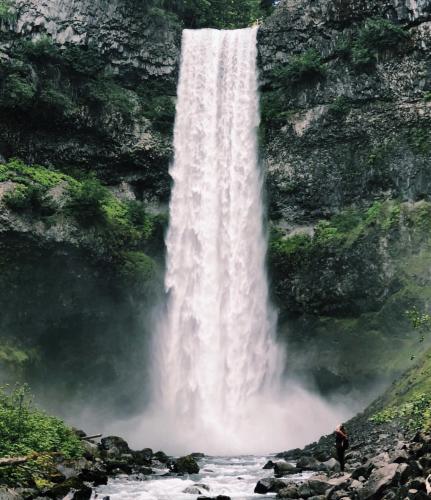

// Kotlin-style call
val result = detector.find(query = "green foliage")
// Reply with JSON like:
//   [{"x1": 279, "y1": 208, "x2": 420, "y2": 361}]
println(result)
[
  {"x1": 0, "y1": 384, "x2": 83, "y2": 458},
  {"x1": 357, "y1": 18, "x2": 409, "y2": 51},
  {"x1": 0, "y1": 37, "x2": 138, "y2": 127},
  {"x1": 0, "y1": 0, "x2": 15, "y2": 22},
  {"x1": 4, "y1": 185, "x2": 57, "y2": 215},
  {"x1": 120, "y1": 251, "x2": 157, "y2": 285},
  {"x1": 350, "y1": 45, "x2": 375, "y2": 69},
  {"x1": 407, "y1": 306, "x2": 431, "y2": 343},
  {"x1": 370, "y1": 393, "x2": 431, "y2": 431},
  {"x1": 0, "y1": 159, "x2": 73, "y2": 188},
  {"x1": 269, "y1": 228, "x2": 311, "y2": 257},
  {"x1": 272, "y1": 49, "x2": 326, "y2": 87},
  {"x1": 328, "y1": 96, "x2": 351, "y2": 117},
  {"x1": 408, "y1": 127, "x2": 431, "y2": 155},
  {"x1": 164, "y1": 0, "x2": 263, "y2": 29},
  {"x1": 337, "y1": 18, "x2": 410, "y2": 70},
  {"x1": 84, "y1": 79, "x2": 135, "y2": 118},
  {"x1": 66, "y1": 177, "x2": 110, "y2": 224},
  {"x1": 269, "y1": 200, "x2": 408, "y2": 264},
  {"x1": 0, "y1": 73, "x2": 36, "y2": 109}
]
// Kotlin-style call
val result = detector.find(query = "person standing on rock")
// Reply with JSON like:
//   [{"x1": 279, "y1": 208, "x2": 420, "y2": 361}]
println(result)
[{"x1": 335, "y1": 424, "x2": 349, "y2": 472}]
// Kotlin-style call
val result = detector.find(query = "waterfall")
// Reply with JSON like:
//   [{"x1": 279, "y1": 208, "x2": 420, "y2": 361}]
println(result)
[{"x1": 134, "y1": 27, "x2": 349, "y2": 455}]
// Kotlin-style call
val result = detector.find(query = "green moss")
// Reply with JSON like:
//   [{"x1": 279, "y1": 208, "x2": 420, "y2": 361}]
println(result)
[
  {"x1": 0, "y1": 73, "x2": 36, "y2": 109},
  {"x1": 83, "y1": 78, "x2": 136, "y2": 118},
  {"x1": 408, "y1": 127, "x2": 431, "y2": 155},
  {"x1": 0, "y1": 0, "x2": 15, "y2": 22},
  {"x1": 272, "y1": 49, "x2": 326, "y2": 87},
  {"x1": 357, "y1": 18, "x2": 409, "y2": 52},
  {"x1": 335, "y1": 18, "x2": 410, "y2": 70},
  {"x1": 328, "y1": 96, "x2": 351, "y2": 117},
  {"x1": 120, "y1": 251, "x2": 157, "y2": 285}
]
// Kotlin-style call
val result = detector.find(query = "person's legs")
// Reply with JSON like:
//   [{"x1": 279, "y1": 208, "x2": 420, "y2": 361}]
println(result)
[{"x1": 336, "y1": 447, "x2": 345, "y2": 471}]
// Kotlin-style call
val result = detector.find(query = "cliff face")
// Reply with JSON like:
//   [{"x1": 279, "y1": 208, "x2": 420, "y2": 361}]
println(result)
[
  {"x1": 259, "y1": 0, "x2": 431, "y2": 394},
  {"x1": 1, "y1": 0, "x2": 431, "y2": 412},
  {"x1": 0, "y1": 0, "x2": 181, "y2": 195}
]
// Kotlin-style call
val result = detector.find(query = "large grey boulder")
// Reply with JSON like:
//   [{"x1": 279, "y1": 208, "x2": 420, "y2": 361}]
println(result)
[
  {"x1": 274, "y1": 461, "x2": 298, "y2": 476},
  {"x1": 254, "y1": 477, "x2": 288, "y2": 494},
  {"x1": 358, "y1": 463, "x2": 400, "y2": 499}
]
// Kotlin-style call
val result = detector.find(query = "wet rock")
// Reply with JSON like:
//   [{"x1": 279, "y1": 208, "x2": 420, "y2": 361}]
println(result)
[
  {"x1": 132, "y1": 448, "x2": 153, "y2": 465},
  {"x1": 184, "y1": 486, "x2": 205, "y2": 495},
  {"x1": 254, "y1": 477, "x2": 288, "y2": 494},
  {"x1": 46, "y1": 477, "x2": 87, "y2": 498},
  {"x1": 321, "y1": 458, "x2": 341, "y2": 473},
  {"x1": 276, "y1": 448, "x2": 303, "y2": 460},
  {"x1": 405, "y1": 477, "x2": 427, "y2": 492},
  {"x1": 79, "y1": 467, "x2": 108, "y2": 486},
  {"x1": 296, "y1": 456, "x2": 322, "y2": 471},
  {"x1": 191, "y1": 452, "x2": 205, "y2": 458},
  {"x1": 352, "y1": 463, "x2": 375, "y2": 480},
  {"x1": 390, "y1": 449, "x2": 409, "y2": 463},
  {"x1": 153, "y1": 451, "x2": 169, "y2": 464},
  {"x1": 263, "y1": 460, "x2": 275, "y2": 469},
  {"x1": 277, "y1": 484, "x2": 299, "y2": 498},
  {"x1": 358, "y1": 463, "x2": 400, "y2": 500},
  {"x1": 100, "y1": 436, "x2": 130, "y2": 456},
  {"x1": 297, "y1": 478, "x2": 332, "y2": 498},
  {"x1": 71, "y1": 486, "x2": 92, "y2": 500},
  {"x1": 274, "y1": 461, "x2": 297, "y2": 476},
  {"x1": 172, "y1": 455, "x2": 200, "y2": 474}
]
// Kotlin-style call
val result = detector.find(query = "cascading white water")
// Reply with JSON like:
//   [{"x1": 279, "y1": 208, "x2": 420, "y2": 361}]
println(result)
[{"x1": 133, "y1": 27, "x2": 351, "y2": 455}]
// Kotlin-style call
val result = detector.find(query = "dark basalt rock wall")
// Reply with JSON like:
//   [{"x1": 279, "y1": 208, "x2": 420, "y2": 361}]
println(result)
[{"x1": 258, "y1": 0, "x2": 431, "y2": 394}]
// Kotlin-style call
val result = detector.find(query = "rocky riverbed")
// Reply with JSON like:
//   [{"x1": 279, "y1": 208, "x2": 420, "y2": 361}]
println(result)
[
  {"x1": 1, "y1": 416, "x2": 430, "y2": 499},
  {"x1": 257, "y1": 417, "x2": 431, "y2": 499}
]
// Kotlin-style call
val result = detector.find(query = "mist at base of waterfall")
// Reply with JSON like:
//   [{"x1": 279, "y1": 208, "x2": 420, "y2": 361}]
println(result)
[{"x1": 107, "y1": 382, "x2": 355, "y2": 456}]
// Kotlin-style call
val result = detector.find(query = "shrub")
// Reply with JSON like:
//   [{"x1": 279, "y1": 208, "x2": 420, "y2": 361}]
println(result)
[
  {"x1": 0, "y1": 73, "x2": 36, "y2": 109},
  {"x1": 66, "y1": 177, "x2": 110, "y2": 224},
  {"x1": 350, "y1": 45, "x2": 375, "y2": 69},
  {"x1": 272, "y1": 49, "x2": 326, "y2": 86},
  {"x1": 370, "y1": 393, "x2": 431, "y2": 431},
  {"x1": 83, "y1": 78, "x2": 135, "y2": 117},
  {"x1": 328, "y1": 96, "x2": 351, "y2": 117},
  {"x1": 0, "y1": 384, "x2": 83, "y2": 458},
  {"x1": 141, "y1": 94, "x2": 176, "y2": 133},
  {"x1": 0, "y1": 0, "x2": 15, "y2": 23},
  {"x1": 19, "y1": 37, "x2": 62, "y2": 62},
  {"x1": 38, "y1": 86, "x2": 75, "y2": 117},
  {"x1": 3, "y1": 184, "x2": 57, "y2": 215},
  {"x1": 120, "y1": 251, "x2": 157, "y2": 285},
  {"x1": 357, "y1": 18, "x2": 409, "y2": 51}
]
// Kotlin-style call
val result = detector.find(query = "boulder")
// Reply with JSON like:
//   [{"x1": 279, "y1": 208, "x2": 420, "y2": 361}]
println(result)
[
  {"x1": 254, "y1": 477, "x2": 288, "y2": 494},
  {"x1": 276, "y1": 448, "x2": 303, "y2": 460},
  {"x1": 131, "y1": 448, "x2": 153, "y2": 465},
  {"x1": 172, "y1": 455, "x2": 200, "y2": 474},
  {"x1": 100, "y1": 436, "x2": 130, "y2": 456},
  {"x1": 184, "y1": 486, "x2": 205, "y2": 495},
  {"x1": 153, "y1": 451, "x2": 169, "y2": 464},
  {"x1": 79, "y1": 467, "x2": 108, "y2": 486},
  {"x1": 418, "y1": 454, "x2": 431, "y2": 473},
  {"x1": 263, "y1": 460, "x2": 275, "y2": 469},
  {"x1": 358, "y1": 463, "x2": 400, "y2": 500},
  {"x1": 352, "y1": 463, "x2": 375, "y2": 480},
  {"x1": 321, "y1": 458, "x2": 341, "y2": 473},
  {"x1": 71, "y1": 486, "x2": 92, "y2": 500},
  {"x1": 296, "y1": 478, "x2": 332, "y2": 498},
  {"x1": 191, "y1": 452, "x2": 205, "y2": 458},
  {"x1": 389, "y1": 449, "x2": 409, "y2": 464},
  {"x1": 277, "y1": 485, "x2": 299, "y2": 498},
  {"x1": 274, "y1": 461, "x2": 297, "y2": 476},
  {"x1": 296, "y1": 456, "x2": 322, "y2": 471}
]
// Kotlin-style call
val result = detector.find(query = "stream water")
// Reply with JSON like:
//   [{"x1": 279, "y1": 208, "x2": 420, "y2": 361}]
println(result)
[{"x1": 93, "y1": 455, "x2": 311, "y2": 500}]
